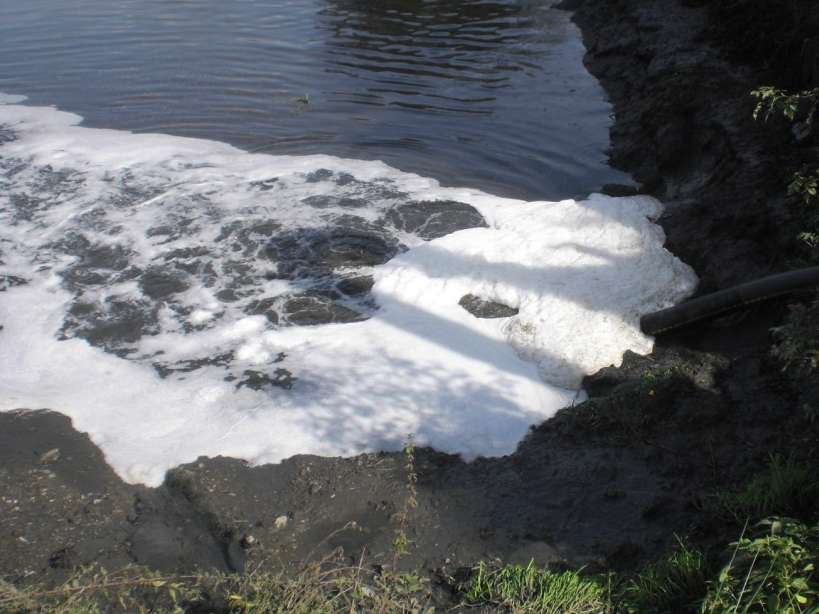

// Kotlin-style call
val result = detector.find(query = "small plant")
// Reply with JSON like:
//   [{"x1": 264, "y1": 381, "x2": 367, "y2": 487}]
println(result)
[
  {"x1": 0, "y1": 555, "x2": 434, "y2": 613},
  {"x1": 752, "y1": 86, "x2": 819, "y2": 124},
  {"x1": 751, "y1": 86, "x2": 819, "y2": 259},
  {"x1": 463, "y1": 561, "x2": 611, "y2": 614},
  {"x1": 0, "y1": 566, "x2": 198, "y2": 614},
  {"x1": 703, "y1": 517, "x2": 819, "y2": 613},
  {"x1": 619, "y1": 537, "x2": 710, "y2": 613},
  {"x1": 714, "y1": 454, "x2": 819, "y2": 524},
  {"x1": 771, "y1": 301, "x2": 819, "y2": 376},
  {"x1": 392, "y1": 435, "x2": 419, "y2": 562}
]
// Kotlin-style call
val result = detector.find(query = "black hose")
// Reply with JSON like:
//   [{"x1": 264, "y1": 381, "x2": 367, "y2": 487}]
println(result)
[{"x1": 640, "y1": 266, "x2": 819, "y2": 335}]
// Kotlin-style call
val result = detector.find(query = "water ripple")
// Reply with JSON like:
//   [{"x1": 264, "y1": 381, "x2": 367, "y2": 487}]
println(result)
[{"x1": 0, "y1": 0, "x2": 630, "y2": 199}]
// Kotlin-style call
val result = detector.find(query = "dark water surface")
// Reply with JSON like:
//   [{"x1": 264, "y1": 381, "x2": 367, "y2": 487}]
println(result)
[{"x1": 0, "y1": 0, "x2": 629, "y2": 199}]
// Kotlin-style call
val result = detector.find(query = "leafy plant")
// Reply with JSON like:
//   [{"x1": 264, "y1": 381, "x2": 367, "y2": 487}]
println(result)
[
  {"x1": 392, "y1": 435, "x2": 419, "y2": 562},
  {"x1": 703, "y1": 517, "x2": 819, "y2": 613},
  {"x1": 751, "y1": 86, "x2": 819, "y2": 258},
  {"x1": 752, "y1": 86, "x2": 819, "y2": 124}
]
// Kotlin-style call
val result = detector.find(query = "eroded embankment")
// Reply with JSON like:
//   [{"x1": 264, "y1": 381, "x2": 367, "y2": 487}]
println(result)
[{"x1": 2, "y1": 0, "x2": 816, "y2": 588}]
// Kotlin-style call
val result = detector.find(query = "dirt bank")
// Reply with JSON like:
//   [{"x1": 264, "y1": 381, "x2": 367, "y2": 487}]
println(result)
[{"x1": 2, "y1": 0, "x2": 816, "y2": 590}]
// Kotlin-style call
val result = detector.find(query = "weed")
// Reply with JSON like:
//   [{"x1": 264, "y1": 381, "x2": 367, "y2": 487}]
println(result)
[
  {"x1": 751, "y1": 86, "x2": 819, "y2": 259},
  {"x1": 0, "y1": 553, "x2": 434, "y2": 613},
  {"x1": 714, "y1": 454, "x2": 819, "y2": 524},
  {"x1": 462, "y1": 561, "x2": 611, "y2": 613},
  {"x1": 393, "y1": 434, "x2": 419, "y2": 563},
  {"x1": 619, "y1": 537, "x2": 710, "y2": 613},
  {"x1": 0, "y1": 566, "x2": 197, "y2": 614},
  {"x1": 771, "y1": 301, "x2": 819, "y2": 376},
  {"x1": 702, "y1": 517, "x2": 819, "y2": 613},
  {"x1": 752, "y1": 86, "x2": 819, "y2": 124}
]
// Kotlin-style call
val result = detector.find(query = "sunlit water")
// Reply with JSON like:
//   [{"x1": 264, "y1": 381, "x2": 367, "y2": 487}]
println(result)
[
  {"x1": 0, "y1": 1, "x2": 696, "y2": 486},
  {"x1": 0, "y1": 0, "x2": 630, "y2": 199}
]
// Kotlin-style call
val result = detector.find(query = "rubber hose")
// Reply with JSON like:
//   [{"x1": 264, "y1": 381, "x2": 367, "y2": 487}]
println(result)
[{"x1": 640, "y1": 266, "x2": 819, "y2": 335}]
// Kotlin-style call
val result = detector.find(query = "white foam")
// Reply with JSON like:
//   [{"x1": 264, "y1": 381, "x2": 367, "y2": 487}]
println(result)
[
  {"x1": 0, "y1": 97, "x2": 698, "y2": 486},
  {"x1": 0, "y1": 93, "x2": 27, "y2": 104}
]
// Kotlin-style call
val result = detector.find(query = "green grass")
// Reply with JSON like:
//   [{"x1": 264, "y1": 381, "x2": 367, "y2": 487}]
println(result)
[
  {"x1": 620, "y1": 538, "x2": 711, "y2": 613},
  {"x1": 463, "y1": 561, "x2": 612, "y2": 613},
  {"x1": 714, "y1": 454, "x2": 819, "y2": 524},
  {"x1": 4, "y1": 523, "x2": 818, "y2": 613}
]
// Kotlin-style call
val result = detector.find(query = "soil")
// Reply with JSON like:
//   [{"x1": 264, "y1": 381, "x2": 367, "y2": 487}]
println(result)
[{"x1": 2, "y1": 0, "x2": 817, "y2": 592}]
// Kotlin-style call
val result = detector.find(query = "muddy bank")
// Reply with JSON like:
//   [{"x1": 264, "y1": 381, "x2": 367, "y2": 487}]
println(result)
[
  {"x1": 2, "y1": 0, "x2": 816, "y2": 588},
  {"x1": 570, "y1": 0, "x2": 800, "y2": 292},
  {"x1": 3, "y1": 319, "x2": 806, "y2": 583}
]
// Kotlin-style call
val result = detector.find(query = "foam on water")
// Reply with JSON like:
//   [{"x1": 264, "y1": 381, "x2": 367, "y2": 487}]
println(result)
[{"x1": 0, "y1": 95, "x2": 698, "y2": 486}]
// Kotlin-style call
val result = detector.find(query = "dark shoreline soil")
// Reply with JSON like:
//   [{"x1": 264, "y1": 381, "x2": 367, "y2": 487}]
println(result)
[{"x1": 2, "y1": 0, "x2": 816, "y2": 594}]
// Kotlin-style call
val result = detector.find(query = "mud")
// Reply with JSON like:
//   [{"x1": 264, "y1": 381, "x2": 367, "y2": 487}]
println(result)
[{"x1": 2, "y1": 0, "x2": 817, "y2": 591}]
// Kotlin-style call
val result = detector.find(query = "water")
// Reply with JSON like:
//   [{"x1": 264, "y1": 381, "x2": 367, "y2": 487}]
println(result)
[
  {"x1": 0, "y1": 99, "x2": 697, "y2": 484},
  {"x1": 0, "y1": 0, "x2": 630, "y2": 199},
  {"x1": 0, "y1": 0, "x2": 696, "y2": 486}
]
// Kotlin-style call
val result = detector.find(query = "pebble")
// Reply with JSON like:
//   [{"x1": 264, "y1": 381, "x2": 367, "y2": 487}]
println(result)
[
  {"x1": 274, "y1": 515, "x2": 289, "y2": 529},
  {"x1": 39, "y1": 448, "x2": 60, "y2": 464}
]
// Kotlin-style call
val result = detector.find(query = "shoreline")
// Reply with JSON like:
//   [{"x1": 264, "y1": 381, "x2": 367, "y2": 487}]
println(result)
[{"x1": 1, "y1": 0, "x2": 811, "y2": 594}]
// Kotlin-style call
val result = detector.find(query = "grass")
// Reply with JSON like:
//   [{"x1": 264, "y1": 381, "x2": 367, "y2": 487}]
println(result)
[
  {"x1": 2, "y1": 522, "x2": 816, "y2": 613},
  {"x1": 463, "y1": 561, "x2": 612, "y2": 614},
  {"x1": 772, "y1": 301, "x2": 819, "y2": 379},
  {"x1": 4, "y1": 445, "x2": 818, "y2": 613},
  {"x1": 713, "y1": 454, "x2": 819, "y2": 524},
  {"x1": 620, "y1": 538, "x2": 711, "y2": 613},
  {"x1": 0, "y1": 554, "x2": 433, "y2": 614}
]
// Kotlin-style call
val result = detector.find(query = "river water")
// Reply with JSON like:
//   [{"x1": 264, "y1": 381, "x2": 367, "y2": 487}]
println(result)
[
  {"x1": 0, "y1": 0, "x2": 697, "y2": 485},
  {"x1": 0, "y1": 0, "x2": 630, "y2": 199}
]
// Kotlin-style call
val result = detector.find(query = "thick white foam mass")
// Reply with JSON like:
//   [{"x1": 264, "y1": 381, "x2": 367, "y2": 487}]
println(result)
[{"x1": 0, "y1": 95, "x2": 698, "y2": 486}]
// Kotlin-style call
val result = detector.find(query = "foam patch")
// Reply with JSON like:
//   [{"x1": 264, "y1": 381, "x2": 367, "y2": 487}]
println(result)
[{"x1": 0, "y1": 95, "x2": 697, "y2": 485}]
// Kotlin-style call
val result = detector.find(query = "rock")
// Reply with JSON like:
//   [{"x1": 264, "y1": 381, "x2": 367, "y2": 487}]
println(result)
[
  {"x1": 282, "y1": 295, "x2": 366, "y2": 326},
  {"x1": 244, "y1": 297, "x2": 280, "y2": 324},
  {"x1": 458, "y1": 294, "x2": 519, "y2": 318},
  {"x1": 264, "y1": 223, "x2": 399, "y2": 276},
  {"x1": 336, "y1": 275, "x2": 374, "y2": 297},
  {"x1": 301, "y1": 195, "x2": 368, "y2": 209},
  {"x1": 153, "y1": 351, "x2": 235, "y2": 379},
  {"x1": 236, "y1": 368, "x2": 296, "y2": 391},
  {"x1": 61, "y1": 297, "x2": 160, "y2": 349},
  {"x1": 47, "y1": 547, "x2": 76, "y2": 569},
  {"x1": 138, "y1": 266, "x2": 190, "y2": 299},
  {"x1": 385, "y1": 200, "x2": 487, "y2": 240},
  {"x1": 274, "y1": 515, "x2": 289, "y2": 529},
  {"x1": 39, "y1": 448, "x2": 60, "y2": 464},
  {"x1": 0, "y1": 274, "x2": 28, "y2": 291},
  {"x1": 600, "y1": 183, "x2": 640, "y2": 197}
]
